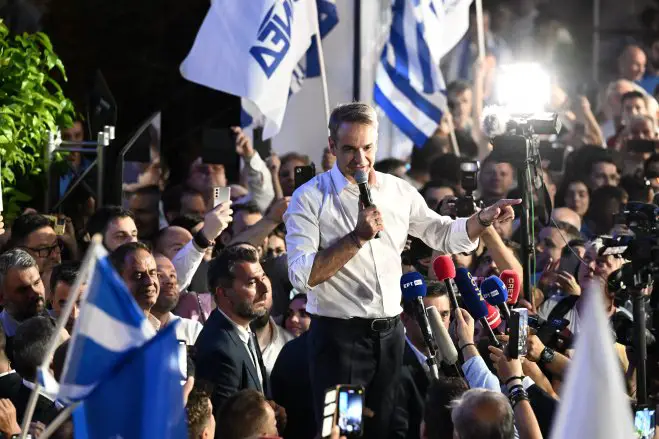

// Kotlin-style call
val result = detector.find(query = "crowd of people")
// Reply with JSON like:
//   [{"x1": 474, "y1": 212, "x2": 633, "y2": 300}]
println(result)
[{"x1": 0, "y1": 0, "x2": 657, "y2": 438}]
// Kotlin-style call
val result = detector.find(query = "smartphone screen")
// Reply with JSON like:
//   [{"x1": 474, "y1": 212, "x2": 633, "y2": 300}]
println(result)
[
  {"x1": 508, "y1": 309, "x2": 528, "y2": 358},
  {"x1": 337, "y1": 387, "x2": 364, "y2": 436},
  {"x1": 177, "y1": 340, "x2": 187, "y2": 385},
  {"x1": 516, "y1": 308, "x2": 529, "y2": 357},
  {"x1": 213, "y1": 186, "x2": 231, "y2": 208},
  {"x1": 294, "y1": 164, "x2": 316, "y2": 190},
  {"x1": 634, "y1": 408, "x2": 656, "y2": 439}
]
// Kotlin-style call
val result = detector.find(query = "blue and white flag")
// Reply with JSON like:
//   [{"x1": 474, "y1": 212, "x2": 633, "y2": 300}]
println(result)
[
  {"x1": 73, "y1": 323, "x2": 187, "y2": 439},
  {"x1": 241, "y1": 0, "x2": 338, "y2": 128},
  {"x1": 43, "y1": 243, "x2": 155, "y2": 402},
  {"x1": 181, "y1": 0, "x2": 319, "y2": 138},
  {"x1": 374, "y1": 0, "x2": 472, "y2": 146}
]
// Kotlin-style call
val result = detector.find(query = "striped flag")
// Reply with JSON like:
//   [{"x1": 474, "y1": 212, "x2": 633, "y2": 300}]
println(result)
[
  {"x1": 374, "y1": 0, "x2": 472, "y2": 146},
  {"x1": 41, "y1": 243, "x2": 156, "y2": 402}
]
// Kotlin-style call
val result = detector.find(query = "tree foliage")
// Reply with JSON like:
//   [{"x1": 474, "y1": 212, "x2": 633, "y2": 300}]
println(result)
[{"x1": 0, "y1": 20, "x2": 75, "y2": 220}]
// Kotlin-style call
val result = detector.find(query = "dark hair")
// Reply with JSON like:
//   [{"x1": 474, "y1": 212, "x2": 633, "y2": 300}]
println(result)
[
  {"x1": 328, "y1": 102, "x2": 378, "y2": 143},
  {"x1": 584, "y1": 148, "x2": 621, "y2": 177},
  {"x1": 447, "y1": 80, "x2": 471, "y2": 100},
  {"x1": 207, "y1": 244, "x2": 259, "y2": 292},
  {"x1": 429, "y1": 154, "x2": 462, "y2": 185},
  {"x1": 402, "y1": 280, "x2": 448, "y2": 315},
  {"x1": 7, "y1": 213, "x2": 54, "y2": 249},
  {"x1": 374, "y1": 158, "x2": 407, "y2": 175},
  {"x1": 186, "y1": 386, "x2": 213, "y2": 439},
  {"x1": 585, "y1": 185, "x2": 628, "y2": 234},
  {"x1": 49, "y1": 261, "x2": 81, "y2": 294},
  {"x1": 162, "y1": 184, "x2": 205, "y2": 217},
  {"x1": 424, "y1": 377, "x2": 469, "y2": 439},
  {"x1": 620, "y1": 90, "x2": 646, "y2": 105},
  {"x1": 168, "y1": 214, "x2": 204, "y2": 233},
  {"x1": 620, "y1": 175, "x2": 653, "y2": 202},
  {"x1": 109, "y1": 241, "x2": 152, "y2": 274},
  {"x1": 216, "y1": 389, "x2": 271, "y2": 439},
  {"x1": 420, "y1": 180, "x2": 459, "y2": 201},
  {"x1": 233, "y1": 201, "x2": 262, "y2": 216},
  {"x1": 86, "y1": 206, "x2": 135, "y2": 238},
  {"x1": 52, "y1": 339, "x2": 69, "y2": 381},
  {"x1": 555, "y1": 179, "x2": 591, "y2": 209},
  {"x1": 128, "y1": 184, "x2": 160, "y2": 197},
  {"x1": 410, "y1": 141, "x2": 446, "y2": 173},
  {"x1": 288, "y1": 293, "x2": 307, "y2": 307},
  {"x1": 13, "y1": 316, "x2": 56, "y2": 381},
  {"x1": 561, "y1": 239, "x2": 586, "y2": 257}
]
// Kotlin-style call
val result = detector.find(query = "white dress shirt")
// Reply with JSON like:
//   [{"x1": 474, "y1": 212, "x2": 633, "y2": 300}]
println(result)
[
  {"x1": 284, "y1": 165, "x2": 478, "y2": 319},
  {"x1": 167, "y1": 313, "x2": 203, "y2": 345}
]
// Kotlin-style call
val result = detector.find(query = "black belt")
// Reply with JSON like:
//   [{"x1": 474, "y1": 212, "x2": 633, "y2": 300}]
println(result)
[{"x1": 313, "y1": 315, "x2": 400, "y2": 332}]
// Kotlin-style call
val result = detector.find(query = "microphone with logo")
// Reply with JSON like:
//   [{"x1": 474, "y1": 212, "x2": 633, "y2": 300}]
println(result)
[
  {"x1": 401, "y1": 272, "x2": 440, "y2": 379},
  {"x1": 454, "y1": 268, "x2": 503, "y2": 348},
  {"x1": 481, "y1": 275, "x2": 511, "y2": 321},
  {"x1": 354, "y1": 170, "x2": 380, "y2": 239},
  {"x1": 432, "y1": 255, "x2": 461, "y2": 311},
  {"x1": 499, "y1": 269, "x2": 521, "y2": 306}
]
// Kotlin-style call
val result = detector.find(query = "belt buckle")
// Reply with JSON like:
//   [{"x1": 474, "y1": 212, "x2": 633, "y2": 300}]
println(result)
[{"x1": 370, "y1": 318, "x2": 390, "y2": 332}]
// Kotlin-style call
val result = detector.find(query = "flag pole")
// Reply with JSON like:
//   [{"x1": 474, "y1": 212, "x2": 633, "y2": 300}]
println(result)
[
  {"x1": 19, "y1": 236, "x2": 102, "y2": 438},
  {"x1": 38, "y1": 403, "x2": 80, "y2": 439},
  {"x1": 312, "y1": 13, "x2": 331, "y2": 125},
  {"x1": 475, "y1": 0, "x2": 485, "y2": 61}
]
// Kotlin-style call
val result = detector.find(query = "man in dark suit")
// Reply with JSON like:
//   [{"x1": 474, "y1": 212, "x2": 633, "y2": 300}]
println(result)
[
  {"x1": 194, "y1": 244, "x2": 270, "y2": 425},
  {"x1": 0, "y1": 325, "x2": 21, "y2": 401}
]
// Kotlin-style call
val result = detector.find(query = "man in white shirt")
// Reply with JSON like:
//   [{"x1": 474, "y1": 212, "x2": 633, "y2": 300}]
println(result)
[
  {"x1": 152, "y1": 254, "x2": 203, "y2": 345},
  {"x1": 284, "y1": 102, "x2": 520, "y2": 437}
]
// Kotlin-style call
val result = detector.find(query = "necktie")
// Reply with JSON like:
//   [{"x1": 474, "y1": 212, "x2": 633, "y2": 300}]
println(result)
[{"x1": 248, "y1": 333, "x2": 266, "y2": 393}]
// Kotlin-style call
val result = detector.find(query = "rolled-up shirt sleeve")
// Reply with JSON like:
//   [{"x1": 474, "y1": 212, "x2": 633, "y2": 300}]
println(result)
[
  {"x1": 283, "y1": 189, "x2": 320, "y2": 292},
  {"x1": 172, "y1": 240, "x2": 205, "y2": 292},
  {"x1": 407, "y1": 188, "x2": 478, "y2": 254},
  {"x1": 243, "y1": 152, "x2": 275, "y2": 212},
  {"x1": 462, "y1": 355, "x2": 501, "y2": 391}
]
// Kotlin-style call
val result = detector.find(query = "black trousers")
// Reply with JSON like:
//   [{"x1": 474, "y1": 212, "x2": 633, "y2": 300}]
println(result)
[{"x1": 307, "y1": 315, "x2": 405, "y2": 439}]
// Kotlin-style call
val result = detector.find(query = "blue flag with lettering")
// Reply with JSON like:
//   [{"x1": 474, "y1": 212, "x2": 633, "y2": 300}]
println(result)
[
  {"x1": 73, "y1": 323, "x2": 186, "y2": 439},
  {"x1": 181, "y1": 0, "x2": 319, "y2": 139}
]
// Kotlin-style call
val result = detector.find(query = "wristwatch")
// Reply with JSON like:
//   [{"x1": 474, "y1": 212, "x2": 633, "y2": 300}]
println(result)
[{"x1": 539, "y1": 346, "x2": 555, "y2": 365}]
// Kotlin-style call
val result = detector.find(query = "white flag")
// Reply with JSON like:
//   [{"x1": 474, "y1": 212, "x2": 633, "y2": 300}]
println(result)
[
  {"x1": 180, "y1": 0, "x2": 318, "y2": 138},
  {"x1": 549, "y1": 279, "x2": 636, "y2": 439}
]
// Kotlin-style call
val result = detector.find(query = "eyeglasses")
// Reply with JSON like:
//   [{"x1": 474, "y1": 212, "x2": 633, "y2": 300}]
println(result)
[{"x1": 20, "y1": 241, "x2": 63, "y2": 258}]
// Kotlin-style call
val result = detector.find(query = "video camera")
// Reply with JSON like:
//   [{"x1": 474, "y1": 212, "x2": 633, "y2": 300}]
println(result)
[{"x1": 528, "y1": 314, "x2": 572, "y2": 352}]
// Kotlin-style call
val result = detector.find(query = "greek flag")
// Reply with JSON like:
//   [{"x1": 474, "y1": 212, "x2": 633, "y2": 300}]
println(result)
[
  {"x1": 374, "y1": 0, "x2": 472, "y2": 146},
  {"x1": 241, "y1": 0, "x2": 338, "y2": 128},
  {"x1": 181, "y1": 0, "x2": 319, "y2": 139},
  {"x1": 41, "y1": 244, "x2": 155, "y2": 402}
]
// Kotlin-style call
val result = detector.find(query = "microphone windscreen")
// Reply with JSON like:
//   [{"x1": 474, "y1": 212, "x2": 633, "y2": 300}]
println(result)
[
  {"x1": 499, "y1": 270, "x2": 521, "y2": 304},
  {"x1": 432, "y1": 255, "x2": 456, "y2": 281},
  {"x1": 481, "y1": 106, "x2": 511, "y2": 138},
  {"x1": 427, "y1": 306, "x2": 458, "y2": 365},
  {"x1": 401, "y1": 271, "x2": 427, "y2": 301},
  {"x1": 481, "y1": 276, "x2": 509, "y2": 306},
  {"x1": 455, "y1": 268, "x2": 488, "y2": 320},
  {"x1": 354, "y1": 169, "x2": 368, "y2": 184},
  {"x1": 485, "y1": 303, "x2": 503, "y2": 329}
]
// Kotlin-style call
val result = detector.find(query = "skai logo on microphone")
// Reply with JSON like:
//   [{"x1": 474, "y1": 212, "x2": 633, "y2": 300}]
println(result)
[{"x1": 402, "y1": 279, "x2": 423, "y2": 289}]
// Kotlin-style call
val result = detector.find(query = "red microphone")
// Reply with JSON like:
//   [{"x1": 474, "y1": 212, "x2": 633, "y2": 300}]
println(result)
[
  {"x1": 485, "y1": 302, "x2": 503, "y2": 331},
  {"x1": 499, "y1": 270, "x2": 521, "y2": 305},
  {"x1": 432, "y1": 255, "x2": 460, "y2": 311}
]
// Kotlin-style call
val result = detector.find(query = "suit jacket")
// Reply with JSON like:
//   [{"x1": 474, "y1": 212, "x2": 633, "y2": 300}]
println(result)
[
  {"x1": 12, "y1": 383, "x2": 59, "y2": 425},
  {"x1": 389, "y1": 343, "x2": 429, "y2": 439},
  {"x1": 0, "y1": 371, "x2": 22, "y2": 400},
  {"x1": 194, "y1": 309, "x2": 264, "y2": 415},
  {"x1": 270, "y1": 332, "x2": 316, "y2": 439}
]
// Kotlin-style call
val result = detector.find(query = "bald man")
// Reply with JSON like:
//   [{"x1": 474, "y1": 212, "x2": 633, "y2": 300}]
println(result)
[
  {"x1": 551, "y1": 207, "x2": 582, "y2": 232},
  {"x1": 154, "y1": 226, "x2": 194, "y2": 261},
  {"x1": 619, "y1": 45, "x2": 646, "y2": 82}
]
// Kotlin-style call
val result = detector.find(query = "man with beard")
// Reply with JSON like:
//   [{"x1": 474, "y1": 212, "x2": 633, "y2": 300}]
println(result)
[
  {"x1": 195, "y1": 243, "x2": 271, "y2": 417},
  {"x1": 0, "y1": 250, "x2": 46, "y2": 359},
  {"x1": 250, "y1": 275, "x2": 293, "y2": 382},
  {"x1": 109, "y1": 242, "x2": 161, "y2": 330},
  {"x1": 152, "y1": 254, "x2": 202, "y2": 345},
  {"x1": 49, "y1": 261, "x2": 84, "y2": 334}
]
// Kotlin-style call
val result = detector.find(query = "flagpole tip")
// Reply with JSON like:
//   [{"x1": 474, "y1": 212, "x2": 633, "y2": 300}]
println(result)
[{"x1": 91, "y1": 234, "x2": 103, "y2": 245}]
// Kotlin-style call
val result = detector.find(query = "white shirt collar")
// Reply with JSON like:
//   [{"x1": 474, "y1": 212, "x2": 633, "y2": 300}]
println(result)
[
  {"x1": 329, "y1": 163, "x2": 380, "y2": 195},
  {"x1": 0, "y1": 370, "x2": 16, "y2": 378},
  {"x1": 217, "y1": 307, "x2": 251, "y2": 344}
]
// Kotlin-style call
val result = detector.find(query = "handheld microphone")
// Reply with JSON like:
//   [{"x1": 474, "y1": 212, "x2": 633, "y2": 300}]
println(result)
[
  {"x1": 454, "y1": 268, "x2": 502, "y2": 348},
  {"x1": 427, "y1": 306, "x2": 458, "y2": 366},
  {"x1": 401, "y1": 272, "x2": 439, "y2": 379},
  {"x1": 354, "y1": 170, "x2": 380, "y2": 239},
  {"x1": 485, "y1": 302, "x2": 503, "y2": 331},
  {"x1": 432, "y1": 255, "x2": 460, "y2": 311},
  {"x1": 499, "y1": 270, "x2": 521, "y2": 305},
  {"x1": 481, "y1": 275, "x2": 511, "y2": 321}
]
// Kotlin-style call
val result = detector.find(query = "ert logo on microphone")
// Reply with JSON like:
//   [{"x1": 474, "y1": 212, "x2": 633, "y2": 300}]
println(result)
[
  {"x1": 483, "y1": 288, "x2": 499, "y2": 299},
  {"x1": 402, "y1": 279, "x2": 423, "y2": 289}
]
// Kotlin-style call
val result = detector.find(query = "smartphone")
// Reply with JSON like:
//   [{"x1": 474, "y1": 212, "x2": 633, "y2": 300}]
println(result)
[
  {"x1": 508, "y1": 309, "x2": 528, "y2": 359},
  {"x1": 177, "y1": 340, "x2": 187, "y2": 385},
  {"x1": 202, "y1": 128, "x2": 240, "y2": 184},
  {"x1": 213, "y1": 186, "x2": 231, "y2": 208},
  {"x1": 558, "y1": 253, "x2": 581, "y2": 278},
  {"x1": 627, "y1": 139, "x2": 659, "y2": 154},
  {"x1": 634, "y1": 407, "x2": 656, "y2": 439},
  {"x1": 252, "y1": 127, "x2": 272, "y2": 159},
  {"x1": 321, "y1": 385, "x2": 364, "y2": 438},
  {"x1": 294, "y1": 163, "x2": 316, "y2": 190}
]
